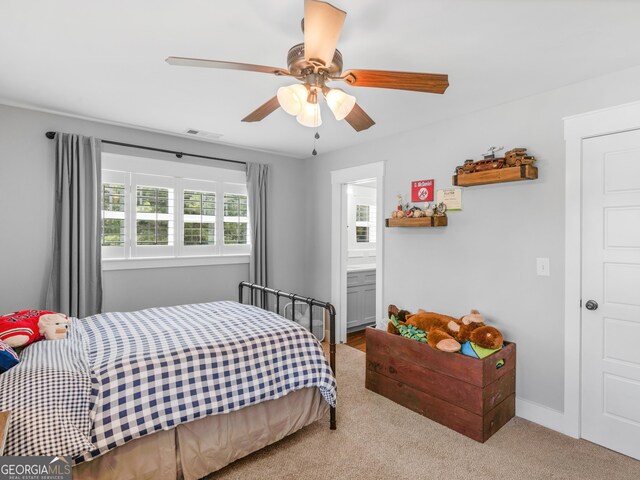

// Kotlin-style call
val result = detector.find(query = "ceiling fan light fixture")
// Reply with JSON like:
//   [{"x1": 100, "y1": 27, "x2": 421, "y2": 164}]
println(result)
[
  {"x1": 296, "y1": 101, "x2": 322, "y2": 127},
  {"x1": 277, "y1": 84, "x2": 308, "y2": 116},
  {"x1": 325, "y1": 88, "x2": 356, "y2": 121}
]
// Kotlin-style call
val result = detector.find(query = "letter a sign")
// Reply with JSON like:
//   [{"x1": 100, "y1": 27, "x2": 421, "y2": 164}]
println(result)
[{"x1": 411, "y1": 179, "x2": 434, "y2": 202}]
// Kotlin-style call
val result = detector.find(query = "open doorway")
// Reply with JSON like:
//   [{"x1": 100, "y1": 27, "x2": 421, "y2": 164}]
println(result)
[
  {"x1": 344, "y1": 181, "x2": 377, "y2": 350},
  {"x1": 330, "y1": 162, "x2": 384, "y2": 349}
]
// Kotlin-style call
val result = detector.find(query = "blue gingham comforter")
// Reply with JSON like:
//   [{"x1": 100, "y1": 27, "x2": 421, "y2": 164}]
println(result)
[{"x1": 0, "y1": 301, "x2": 336, "y2": 463}]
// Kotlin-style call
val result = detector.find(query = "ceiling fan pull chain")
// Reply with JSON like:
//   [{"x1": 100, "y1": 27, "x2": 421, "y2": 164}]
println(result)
[
  {"x1": 312, "y1": 108, "x2": 320, "y2": 155},
  {"x1": 311, "y1": 105, "x2": 320, "y2": 157}
]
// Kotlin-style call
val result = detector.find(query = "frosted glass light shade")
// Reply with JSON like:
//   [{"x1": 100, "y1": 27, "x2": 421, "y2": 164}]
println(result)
[
  {"x1": 325, "y1": 88, "x2": 356, "y2": 121},
  {"x1": 296, "y1": 102, "x2": 322, "y2": 127},
  {"x1": 277, "y1": 84, "x2": 308, "y2": 116}
]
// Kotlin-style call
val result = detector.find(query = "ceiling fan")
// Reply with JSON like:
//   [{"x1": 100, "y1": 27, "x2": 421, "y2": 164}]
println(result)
[{"x1": 166, "y1": 0, "x2": 449, "y2": 133}]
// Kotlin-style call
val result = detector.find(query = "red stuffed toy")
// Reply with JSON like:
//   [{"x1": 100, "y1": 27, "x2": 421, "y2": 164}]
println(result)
[{"x1": 0, "y1": 310, "x2": 70, "y2": 348}]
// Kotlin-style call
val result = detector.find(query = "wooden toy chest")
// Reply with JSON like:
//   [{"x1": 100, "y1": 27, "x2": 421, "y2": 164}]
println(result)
[{"x1": 365, "y1": 327, "x2": 516, "y2": 442}]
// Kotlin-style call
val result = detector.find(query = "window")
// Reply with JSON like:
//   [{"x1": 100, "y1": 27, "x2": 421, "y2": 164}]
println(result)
[
  {"x1": 224, "y1": 194, "x2": 248, "y2": 245},
  {"x1": 356, "y1": 226, "x2": 369, "y2": 243},
  {"x1": 101, "y1": 153, "x2": 250, "y2": 268},
  {"x1": 101, "y1": 183, "x2": 125, "y2": 247},
  {"x1": 136, "y1": 186, "x2": 173, "y2": 246},
  {"x1": 184, "y1": 190, "x2": 216, "y2": 246},
  {"x1": 355, "y1": 204, "x2": 376, "y2": 244},
  {"x1": 356, "y1": 204, "x2": 369, "y2": 222}
]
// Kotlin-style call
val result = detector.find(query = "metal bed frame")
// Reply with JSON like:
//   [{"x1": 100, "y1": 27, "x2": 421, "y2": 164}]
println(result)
[{"x1": 239, "y1": 281, "x2": 337, "y2": 430}]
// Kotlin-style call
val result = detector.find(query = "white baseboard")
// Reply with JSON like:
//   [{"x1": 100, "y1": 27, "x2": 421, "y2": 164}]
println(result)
[{"x1": 516, "y1": 397, "x2": 565, "y2": 433}]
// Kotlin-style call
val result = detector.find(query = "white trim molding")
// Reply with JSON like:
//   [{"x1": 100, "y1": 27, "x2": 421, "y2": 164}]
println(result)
[
  {"x1": 331, "y1": 162, "x2": 385, "y2": 343},
  {"x1": 102, "y1": 254, "x2": 249, "y2": 271},
  {"x1": 563, "y1": 100, "x2": 640, "y2": 439},
  {"x1": 516, "y1": 397, "x2": 565, "y2": 432}
]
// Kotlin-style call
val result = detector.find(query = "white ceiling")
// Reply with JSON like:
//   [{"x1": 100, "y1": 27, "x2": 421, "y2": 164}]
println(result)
[{"x1": 2, "y1": 1, "x2": 640, "y2": 158}]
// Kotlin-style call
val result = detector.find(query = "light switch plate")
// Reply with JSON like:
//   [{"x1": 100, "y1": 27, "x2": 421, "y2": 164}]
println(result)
[{"x1": 537, "y1": 257, "x2": 550, "y2": 276}]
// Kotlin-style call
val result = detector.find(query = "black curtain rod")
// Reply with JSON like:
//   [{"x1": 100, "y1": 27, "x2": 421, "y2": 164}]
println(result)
[{"x1": 45, "y1": 131, "x2": 247, "y2": 166}]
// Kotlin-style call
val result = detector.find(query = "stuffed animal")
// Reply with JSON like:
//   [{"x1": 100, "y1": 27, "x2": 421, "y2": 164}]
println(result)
[
  {"x1": 0, "y1": 310, "x2": 70, "y2": 348},
  {"x1": 389, "y1": 315, "x2": 427, "y2": 343},
  {"x1": 387, "y1": 305, "x2": 504, "y2": 355},
  {"x1": 387, "y1": 305, "x2": 461, "y2": 351},
  {"x1": 401, "y1": 310, "x2": 463, "y2": 352},
  {"x1": 387, "y1": 305, "x2": 411, "y2": 335},
  {"x1": 39, "y1": 313, "x2": 71, "y2": 340},
  {"x1": 447, "y1": 309, "x2": 503, "y2": 350}
]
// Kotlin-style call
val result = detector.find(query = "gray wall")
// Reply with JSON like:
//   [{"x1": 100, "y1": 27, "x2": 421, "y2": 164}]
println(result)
[
  {"x1": 303, "y1": 65, "x2": 640, "y2": 412},
  {"x1": 3, "y1": 64, "x2": 640, "y2": 412},
  {"x1": 0, "y1": 104, "x2": 307, "y2": 313}
]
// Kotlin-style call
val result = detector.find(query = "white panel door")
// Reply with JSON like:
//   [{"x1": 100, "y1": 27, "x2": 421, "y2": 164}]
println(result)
[{"x1": 582, "y1": 129, "x2": 640, "y2": 460}]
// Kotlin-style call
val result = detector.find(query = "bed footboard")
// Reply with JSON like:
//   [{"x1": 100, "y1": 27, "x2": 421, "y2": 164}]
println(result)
[{"x1": 238, "y1": 281, "x2": 337, "y2": 430}]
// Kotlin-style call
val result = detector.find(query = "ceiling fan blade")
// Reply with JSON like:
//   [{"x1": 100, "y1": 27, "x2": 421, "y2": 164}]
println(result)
[
  {"x1": 340, "y1": 69, "x2": 449, "y2": 94},
  {"x1": 344, "y1": 103, "x2": 375, "y2": 132},
  {"x1": 166, "y1": 57, "x2": 290, "y2": 76},
  {"x1": 241, "y1": 96, "x2": 281, "y2": 123},
  {"x1": 304, "y1": 0, "x2": 346, "y2": 68}
]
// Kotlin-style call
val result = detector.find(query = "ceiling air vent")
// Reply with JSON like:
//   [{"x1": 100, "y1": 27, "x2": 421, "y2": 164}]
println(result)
[{"x1": 183, "y1": 128, "x2": 223, "y2": 140}]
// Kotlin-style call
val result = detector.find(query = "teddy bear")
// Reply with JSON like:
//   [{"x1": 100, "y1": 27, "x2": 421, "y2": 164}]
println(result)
[
  {"x1": 399, "y1": 309, "x2": 463, "y2": 352},
  {"x1": 38, "y1": 313, "x2": 72, "y2": 341},
  {"x1": 387, "y1": 304, "x2": 411, "y2": 334},
  {"x1": 447, "y1": 309, "x2": 503, "y2": 350},
  {"x1": 0, "y1": 310, "x2": 71, "y2": 348},
  {"x1": 387, "y1": 305, "x2": 503, "y2": 354}
]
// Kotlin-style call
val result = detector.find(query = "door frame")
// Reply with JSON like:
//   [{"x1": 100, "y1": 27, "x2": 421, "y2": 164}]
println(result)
[
  {"x1": 563, "y1": 100, "x2": 640, "y2": 438},
  {"x1": 331, "y1": 161, "x2": 385, "y2": 343}
]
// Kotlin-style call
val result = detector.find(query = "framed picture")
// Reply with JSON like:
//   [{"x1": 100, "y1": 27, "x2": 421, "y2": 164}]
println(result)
[
  {"x1": 411, "y1": 179, "x2": 434, "y2": 202},
  {"x1": 436, "y1": 188, "x2": 462, "y2": 211}
]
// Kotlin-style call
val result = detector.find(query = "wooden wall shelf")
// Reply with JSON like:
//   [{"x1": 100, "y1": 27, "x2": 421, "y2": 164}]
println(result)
[
  {"x1": 453, "y1": 165, "x2": 538, "y2": 187},
  {"x1": 385, "y1": 216, "x2": 448, "y2": 228}
]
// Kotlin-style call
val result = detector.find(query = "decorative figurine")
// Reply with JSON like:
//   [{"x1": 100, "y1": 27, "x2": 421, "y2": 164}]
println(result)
[
  {"x1": 423, "y1": 202, "x2": 434, "y2": 217},
  {"x1": 435, "y1": 202, "x2": 447, "y2": 216},
  {"x1": 504, "y1": 148, "x2": 536, "y2": 167},
  {"x1": 483, "y1": 146, "x2": 504, "y2": 160},
  {"x1": 396, "y1": 194, "x2": 403, "y2": 211}
]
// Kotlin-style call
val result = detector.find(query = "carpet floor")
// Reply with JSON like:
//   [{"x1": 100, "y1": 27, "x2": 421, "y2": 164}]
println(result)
[{"x1": 211, "y1": 344, "x2": 640, "y2": 480}]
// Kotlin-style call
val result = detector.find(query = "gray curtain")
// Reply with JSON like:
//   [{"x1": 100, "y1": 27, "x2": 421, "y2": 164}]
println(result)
[
  {"x1": 246, "y1": 163, "x2": 269, "y2": 288},
  {"x1": 45, "y1": 133, "x2": 103, "y2": 318}
]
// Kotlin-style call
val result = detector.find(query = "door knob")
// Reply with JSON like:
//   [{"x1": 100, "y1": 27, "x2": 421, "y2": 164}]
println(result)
[{"x1": 585, "y1": 300, "x2": 598, "y2": 311}]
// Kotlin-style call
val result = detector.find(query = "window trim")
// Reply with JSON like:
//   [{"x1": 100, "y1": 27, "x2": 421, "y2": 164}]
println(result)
[
  {"x1": 101, "y1": 153, "x2": 250, "y2": 270},
  {"x1": 102, "y1": 254, "x2": 249, "y2": 271}
]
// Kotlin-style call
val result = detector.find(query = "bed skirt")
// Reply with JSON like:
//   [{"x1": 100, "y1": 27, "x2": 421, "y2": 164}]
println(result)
[{"x1": 73, "y1": 387, "x2": 328, "y2": 480}]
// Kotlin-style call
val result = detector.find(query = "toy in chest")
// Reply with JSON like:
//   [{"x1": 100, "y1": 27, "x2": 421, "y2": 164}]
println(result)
[
  {"x1": 387, "y1": 305, "x2": 504, "y2": 357},
  {"x1": 389, "y1": 316, "x2": 426, "y2": 343}
]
